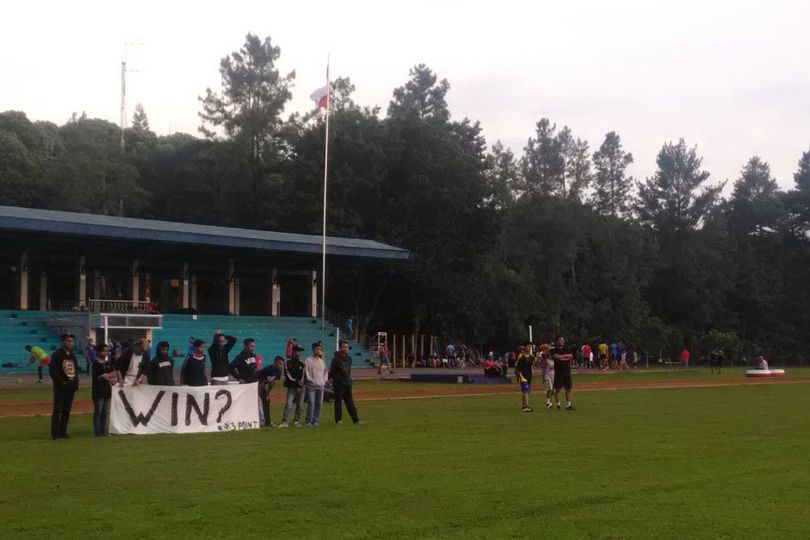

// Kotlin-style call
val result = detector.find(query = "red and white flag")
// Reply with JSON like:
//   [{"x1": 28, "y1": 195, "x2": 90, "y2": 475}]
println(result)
[{"x1": 310, "y1": 85, "x2": 329, "y2": 109}]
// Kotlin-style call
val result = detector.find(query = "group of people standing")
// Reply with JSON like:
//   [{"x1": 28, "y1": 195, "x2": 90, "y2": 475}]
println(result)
[
  {"x1": 41, "y1": 330, "x2": 363, "y2": 440},
  {"x1": 514, "y1": 335, "x2": 576, "y2": 413}
]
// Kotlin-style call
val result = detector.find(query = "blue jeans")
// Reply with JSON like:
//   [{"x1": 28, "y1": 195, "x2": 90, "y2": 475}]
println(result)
[
  {"x1": 282, "y1": 387, "x2": 304, "y2": 423},
  {"x1": 93, "y1": 397, "x2": 110, "y2": 436},
  {"x1": 305, "y1": 385, "x2": 324, "y2": 425}
]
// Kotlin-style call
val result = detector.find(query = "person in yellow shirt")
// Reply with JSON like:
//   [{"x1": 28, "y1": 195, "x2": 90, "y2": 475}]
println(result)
[
  {"x1": 597, "y1": 341, "x2": 609, "y2": 370},
  {"x1": 26, "y1": 344, "x2": 51, "y2": 384}
]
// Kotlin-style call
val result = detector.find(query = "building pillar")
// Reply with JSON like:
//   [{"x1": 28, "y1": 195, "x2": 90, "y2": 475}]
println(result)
[
  {"x1": 310, "y1": 270, "x2": 318, "y2": 317},
  {"x1": 181, "y1": 262, "x2": 190, "y2": 309},
  {"x1": 93, "y1": 269, "x2": 101, "y2": 301},
  {"x1": 39, "y1": 272, "x2": 47, "y2": 311},
  {"x1": 190, "y1": 274, "x2": 197, "y2": 310},
  {"x1": 77, "y1": 255, "x2": 87, "y2": 308},
  {"x1": 227, "y1": 259, "x2": 236, "y2": 314},
  {"x1": 131, "y1": 259, "x2": 140, "y2": 302},
  {"x1": 269, "y1": 269, "x2": 281, "y2": 316},
  {"x1": 18, "y1": 252, "x2": 28, "y2": 310},
  {"x1": 234, "y1": 278, "x2": 241, "y2": 316}
]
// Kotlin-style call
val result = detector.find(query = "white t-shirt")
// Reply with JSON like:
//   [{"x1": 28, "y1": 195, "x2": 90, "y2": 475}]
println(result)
[{"x1": 126, "y1": 353, "x2": 143, "y2": 383}]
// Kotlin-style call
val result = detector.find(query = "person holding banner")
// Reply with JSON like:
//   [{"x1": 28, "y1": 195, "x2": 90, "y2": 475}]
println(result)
[
  {"x1": 329, "y1": 340, "x2": 363, "y2": 425},
  {"x1": 49, "y1": 333, "x2": 79, "y2": 440},
  {"x1": 304, "y1": 341, "x2": 328, "y2": 427},
  {"x1": 116, "y1": 339, "x2": 150, "y2": 385},
  {"x1": 145, "y1": 341, "x2": 175, "y2": 386},
  {"x1": 256, "y1": 356, "x2": 284, "y2": 426},
  {"x1": 181, "y1": 339, "x2": 209, "y2": 386},
  {"x1": 279, "y1": 345, "x2": 306, "y2": 427}
]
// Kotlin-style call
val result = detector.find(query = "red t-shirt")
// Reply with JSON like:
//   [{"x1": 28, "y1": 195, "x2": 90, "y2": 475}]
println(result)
[
  {"x1": 680, "y1": 349, "x2": 690, "y2": 363},
  {"x1": 583, "y1": 344, "x2": 592, "y2": 357}
]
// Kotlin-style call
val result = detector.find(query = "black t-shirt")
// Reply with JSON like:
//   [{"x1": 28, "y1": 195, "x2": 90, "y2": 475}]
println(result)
[
  {"x1": 515, "y1": 355, "x2": 533, "y2": 383},
  {"x1": 91, "y1": 358, "x2": 115, "y2": 399},
  {"x1": 551, "y1": 346, "x2": 576, "y2": 371},
  {"x1": 147, "y1": 356, "x2": 175, "y2": 386}
]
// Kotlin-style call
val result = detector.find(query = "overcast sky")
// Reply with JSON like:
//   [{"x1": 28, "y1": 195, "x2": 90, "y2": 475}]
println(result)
[{"x1": 2, "y1": 0, "x2": 809, "y2": 188}]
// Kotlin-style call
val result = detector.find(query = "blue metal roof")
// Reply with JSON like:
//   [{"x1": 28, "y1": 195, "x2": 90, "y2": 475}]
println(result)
[{"x1": 0, "y1": 205, "x2": 409, "y2": 260}]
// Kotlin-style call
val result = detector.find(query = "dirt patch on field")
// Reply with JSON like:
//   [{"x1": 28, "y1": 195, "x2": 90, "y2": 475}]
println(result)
[{"x1": 3, "y1": 376, "x2": 809, "y2": 417}]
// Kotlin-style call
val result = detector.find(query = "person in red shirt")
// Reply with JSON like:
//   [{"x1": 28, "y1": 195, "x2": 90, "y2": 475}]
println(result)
[
  {"x1": 582, "y1": 343, "x2": 593, "y2": 369},
  {"x1": 484, "y1": 355, "x2": 501, "y2": 377},
  {"x1": 378, "y1": 342, "x2": 394, "y2": 376},
  {"x1": 680, "y1": 347, "x2": 690, "y2": 369}
]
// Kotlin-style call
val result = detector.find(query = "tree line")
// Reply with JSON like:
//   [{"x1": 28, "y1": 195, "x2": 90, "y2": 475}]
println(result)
[{"x1": 2, "y1": 33, "x2": 809, "y2": 363}]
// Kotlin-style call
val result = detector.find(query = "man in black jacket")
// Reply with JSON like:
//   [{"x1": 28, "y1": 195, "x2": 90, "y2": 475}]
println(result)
[
  {"x1": 145, "y1": 341, "x2": 175, "y2": 386},
  {"x1": 329, "y1": 341, "x2": 362, "y2": 425},
  {"x1": 209, "y1": 331, "x2": 237, "y2": 385},
  {"x1": 116, "y1": 338, "x2": 150, "y2": 386},
  {"x1": 279, "y1": 345, "x2": 306, "y2": 427},
  {"x1": 181, "y1": 338, "x2": 208, "y2": 386},
  {"x1": 230, "y1": 338, "x2": 259, "y2": 383},
  {"x1": 49, "y1": 333, "x2": 79, "y2": 439}
]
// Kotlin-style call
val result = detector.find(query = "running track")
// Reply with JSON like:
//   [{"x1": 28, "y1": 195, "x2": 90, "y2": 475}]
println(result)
[{"x1": 1, "y1": 376, "x2": 808, "y2": 418}]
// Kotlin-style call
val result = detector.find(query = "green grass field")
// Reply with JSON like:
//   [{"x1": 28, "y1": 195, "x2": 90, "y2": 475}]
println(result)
[{"x1": 1, "y1": 369, "x2": 809, "y2": 539}]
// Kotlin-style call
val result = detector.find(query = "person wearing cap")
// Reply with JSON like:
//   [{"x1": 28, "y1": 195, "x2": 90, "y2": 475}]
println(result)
[
  {"x1": 279, "y1": 344, "x2": 306, "y2": 427},
  {"x1": 144, "y1": 341, "x2": 175, "y2": 386},
  {"x1": 181, "y1": 338, "x2": 208, "y2": 386},
  {"x1": 304, "y1": 341, "x2": 329, "y2": 427},
  {"x1": 329, "y1": 340, "x2": 362, "y2": 425},
  {"x1": 49, "y1": 333, "x2": 79, "y2": 439},
  {"x1": 116, "y1": 338, "x2": 150, "y2": 386}
]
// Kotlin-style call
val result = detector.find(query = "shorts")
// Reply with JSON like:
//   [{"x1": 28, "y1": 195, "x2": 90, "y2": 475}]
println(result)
[
  {"x1": 554, "y1": 368, "x2": 572, "y2": 390},
  {"x1": 543, "y1": 373, "x2": 554, "y2": 391},
  {"x1": 681, "y1": 361, "x2": 689, "y2": 368},
  {"x1": 39, "y1": 356, "x2": 51, "y2": 367},
  {"x1": 520, "y1": 381, "x2": 531, "y2": 394}
]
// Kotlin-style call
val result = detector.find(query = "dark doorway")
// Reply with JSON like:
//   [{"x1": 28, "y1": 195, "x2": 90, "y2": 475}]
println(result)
[{"x1": 279, "y1": 275, "x2": 310, "y2": 316}]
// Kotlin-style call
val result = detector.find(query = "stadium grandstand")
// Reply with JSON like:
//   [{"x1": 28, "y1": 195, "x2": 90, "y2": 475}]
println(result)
[{"x1": 0, "y1": 205, "x2": 408, "y2": 373}]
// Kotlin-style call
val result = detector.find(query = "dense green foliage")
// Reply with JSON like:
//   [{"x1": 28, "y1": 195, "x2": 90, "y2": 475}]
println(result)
[
  {"x1": 1, "y1": 374, "x2": 809, "y2": 538},
  {"x1": 2, "y1": 33, "x2": 809, "y2": 361}
]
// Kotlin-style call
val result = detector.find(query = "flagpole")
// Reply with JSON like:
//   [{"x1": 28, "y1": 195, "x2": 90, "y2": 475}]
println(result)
[{"x1": 321, "y1": 54, "x2": 331, "y2": 347}]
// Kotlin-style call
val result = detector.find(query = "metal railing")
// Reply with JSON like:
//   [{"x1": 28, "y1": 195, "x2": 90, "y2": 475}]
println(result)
[{"x1": 89, "y1": 299, "x2": 151, "y2": 314}]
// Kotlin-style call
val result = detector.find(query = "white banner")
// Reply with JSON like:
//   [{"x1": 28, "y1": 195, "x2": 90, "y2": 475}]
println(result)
[{"x1": 110, "y1": 383, "x2": 260, "y2": 435}]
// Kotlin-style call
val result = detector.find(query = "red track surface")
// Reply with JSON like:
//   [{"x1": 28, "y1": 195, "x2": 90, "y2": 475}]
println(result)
[{"x1": 2, "y1": 376, "x2": 809, "y2": 417}]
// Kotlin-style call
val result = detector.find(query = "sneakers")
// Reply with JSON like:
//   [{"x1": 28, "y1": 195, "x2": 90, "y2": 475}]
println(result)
[
  {"x1": 354, "y1": 420, "x2": 365, "y2": 425},
  {"x1": 566, "y1": 405, "x2": 576, "y2": 411},
  {"x1": 545, "y1": 401, "x2": 552, "y2": 409},
  {"x1": 278, "y1": 422, "x2": 289, "y2": 428},
  {"x1": 336, "y1": 420, "x2": 343, "y2": 425},
  {"x1": 293, "y1": 421, "x2": 301, "y2": 427},
  {"x1": 265, "y1": 421, "x2": 277, "y2": 428},
  {"x1": 522, "y1": 407, "x2": 534, "y2": 412},
  {"x1": 313, "y1": 422, "x2": 319, "y2": 427},
  {"x1": 556, "y1": 403, "x2": 561, "y2": 410}
]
